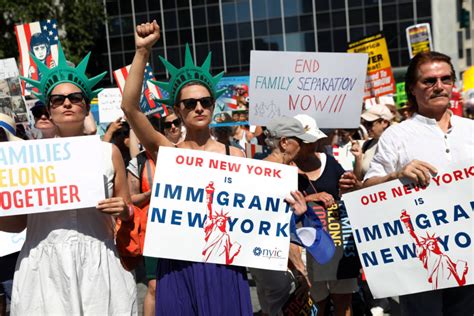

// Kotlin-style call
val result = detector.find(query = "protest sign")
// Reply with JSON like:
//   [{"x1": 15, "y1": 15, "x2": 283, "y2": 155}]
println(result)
[
  {"x1": 0, "y1": 136, "x2": 105, "y2": 217},
  {"x1": 406, "y1": 23, "x2": 433, "y2": 59},
  {"x1": 342, "y1": 160, "x2": 474, "y2": 298},
  {"x1": 396, "y1": 82, "x2": 408, "y2": 108},
  {"x1": 0, "y1": 58, "x2": 27, "y2": 122},
  {"x1": 210, "y1": 76, "x2": 249, "y2": 127},
  {"x1": 0, "y1": 230, "x2": 26, "y2": 257},
  {"x1": 143, "y1": 147, "x2": 297, "y2": 271},
  {"x1": 98, "y1": 88, "x2": 123, "y2": 123},
  {"x1": 348, "y1": 33, "x2": 396, "y2": 99},
  {"x1": 0, "y1": 58, "x2": 20, "y2": 80},
  {"x1": 113, "y1": 63, "x2": 168, "y2": 117},
  {"x1": 15, "y1": 19, "x2": 59, "y2": 96},
  {"x1": 249, "y1": 51, "x2": 367, "y2": 128}
]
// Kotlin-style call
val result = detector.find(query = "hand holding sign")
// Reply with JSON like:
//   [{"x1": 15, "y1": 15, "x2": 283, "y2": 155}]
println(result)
[{"x1": 397, "y1": 159, "x2": 438, "y2": 187}]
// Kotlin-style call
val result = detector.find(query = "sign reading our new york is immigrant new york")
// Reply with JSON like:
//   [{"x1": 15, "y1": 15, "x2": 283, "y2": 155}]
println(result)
[
  {"x1": 342, "y1": 160, "x2": 474, "y2": 298},
  {"x1": 0, "y1": 136, "x2": 105, "y2": 216},
  {"x1": 143, "y1": 147, "x2": 297, "y2": 271}
]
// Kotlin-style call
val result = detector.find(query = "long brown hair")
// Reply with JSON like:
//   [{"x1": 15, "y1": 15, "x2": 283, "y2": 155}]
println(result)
[{"x1": 404, "y1": 51, "x2": 456, "y2": 112}]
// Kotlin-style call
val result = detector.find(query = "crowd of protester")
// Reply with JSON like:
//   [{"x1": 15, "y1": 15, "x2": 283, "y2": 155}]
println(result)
[{"x1": 0, "y1": 19, "x2": 473, "y2": 316}]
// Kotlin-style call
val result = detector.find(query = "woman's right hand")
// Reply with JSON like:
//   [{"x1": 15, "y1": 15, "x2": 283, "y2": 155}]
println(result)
[
  {"x1": 350, "y1": 138, "x2": 362, "y2": 159},
  {"x1": 135, "y1": 20, "x2": 161, "y2": 52},
  {"x1": 304, "y1": 192, "x2": 334, "y2": 208}
]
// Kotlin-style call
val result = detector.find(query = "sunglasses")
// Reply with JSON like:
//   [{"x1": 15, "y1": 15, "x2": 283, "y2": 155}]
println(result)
[
  {"x1": 32, "y1": 108, "x2": 50, "y2": 119},
  {"x1": 362, "y1": 119, "x2": 383, "y2": 128},
  {"x1": 419, "y1": 75, "x2": 454, "y2": 88},
  {"x1": 164, "y1": 118, "x2": 181, "y2": 129},
  {"x1": 49, "y1": 92, "x2": 86, "y2": 108},
  {"x1": 179, "y1": 97, "x2": 214, "y2": 110}
]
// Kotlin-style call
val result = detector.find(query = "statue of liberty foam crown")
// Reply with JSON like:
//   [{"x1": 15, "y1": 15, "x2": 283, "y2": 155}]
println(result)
[
  {"x1": 20, "y1": 41, "x2": 107, "y2": 104},
  {"x1": 150, "y1": 43, "x2": 226, "y2": 106}
]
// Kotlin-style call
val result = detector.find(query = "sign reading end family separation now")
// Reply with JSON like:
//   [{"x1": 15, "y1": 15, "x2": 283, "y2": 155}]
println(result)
[
  {"x1": 143, "y1": 147, "x2": 297, "y2": 271},
  {"x1": 342, "y1": 160, "x2": 474, "y2": 298},
  {"x1": 0, "y1": 136, "x2": 105, "y2": 216},
  {"x1": 249, "y1": 51, "x2": 368, "y2": 128}
]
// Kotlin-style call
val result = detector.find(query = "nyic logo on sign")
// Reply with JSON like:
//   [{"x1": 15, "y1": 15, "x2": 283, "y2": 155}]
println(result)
[{"x1": 253, "y1": 246, "x2": 285, "y2": 259}]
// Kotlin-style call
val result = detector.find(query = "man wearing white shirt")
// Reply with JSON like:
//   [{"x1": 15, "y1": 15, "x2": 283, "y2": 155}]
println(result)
[{"x1": 363, "y1": 51, "x2": 474, "y2": 316}]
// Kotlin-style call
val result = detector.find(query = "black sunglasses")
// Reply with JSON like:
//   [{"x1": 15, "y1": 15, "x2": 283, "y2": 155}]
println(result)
[
  {"x1": 31, "y1": 107, "x2": 50, "y2": 119},
  {"x1": 179, "y1": 97, "x2": 214, "y2": 110},
  {"x1": 49, "y1": 92, "x2": 86, "y2": 108},
  {"x1": 164, "y1": 118, "x2": 181, "y2": 129}
]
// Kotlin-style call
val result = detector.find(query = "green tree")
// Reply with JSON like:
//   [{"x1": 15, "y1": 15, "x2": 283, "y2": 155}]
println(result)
[{"x1": 0, "y1": 0, "x2": 105, "y2": 68}]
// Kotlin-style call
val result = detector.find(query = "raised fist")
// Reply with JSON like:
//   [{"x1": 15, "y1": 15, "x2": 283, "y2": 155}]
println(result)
[{"x1": 135, "y1": 20, "x2": 161, "y2": 51}]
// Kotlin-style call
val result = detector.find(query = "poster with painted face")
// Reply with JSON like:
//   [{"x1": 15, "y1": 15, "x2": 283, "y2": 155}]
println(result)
[
  {"x1": 15, "y1": 19, "x2": 59, "y2": 96},
  {"x1": 210, "y1": 76, "x2": 250, "y2": 127}
]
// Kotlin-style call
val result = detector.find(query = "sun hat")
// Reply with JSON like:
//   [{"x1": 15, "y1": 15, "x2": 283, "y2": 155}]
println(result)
[
  {"x1": 266, "y1": 116, "x2": 318, "y2": 143},
  {"x1": 0, "y1": 113, "x2": 23, "y2": 141}
]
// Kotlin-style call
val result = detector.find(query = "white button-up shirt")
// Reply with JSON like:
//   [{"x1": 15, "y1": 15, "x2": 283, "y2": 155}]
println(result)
[{"x1": 365, "y1": 112, "x2": 474, "y2": 179}]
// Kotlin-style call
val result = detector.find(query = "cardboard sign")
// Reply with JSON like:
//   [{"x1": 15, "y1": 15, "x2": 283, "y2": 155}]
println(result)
[
  {"x1": 113, "y1": 63, "x2": 168, "y2": 117},
  {"x1": 15, "y1": 20, "x2": 59, "y2": 96},
  {"x1": 98, "y1": 88, "x2": 123, "y2": 123},
  {"x1": 0, "y1": 136, "x2": 106, "y2": 216},
  {"x1": 342, "y1": 161, "x2": 474, "y2": 298},
  {"x1": 0, "y1": 230, "x2": 26, "y2": 257},
  {"x1": 406, "y1": 23, "x2": 433, "y2": 59},
  {"x1": 348, "y1": 33, "x2": 396, "y2": 99},
  {"x1": 0, "y1": 58, "x2": 28, "y2": 123},
  {"x1": 143, "y1": 147, "x2": 297, "y2": 271},
  {"x1": 210, "y1": 76, "x2": 249, "y2": 127},
  {"x1": 249, "y1": 51, "x2": 367, "y2": 128},
  {"x1": 0, "y1": 58, "x2": 20, "y2": 80}
]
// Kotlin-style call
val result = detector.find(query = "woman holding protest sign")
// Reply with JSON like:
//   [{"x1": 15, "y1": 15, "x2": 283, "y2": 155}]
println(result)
[
  {"x1": 121, "y1": 21, "x2": 315, "y2": 315},
  {"x1": 5, "y1": 43, "x2": 138, "y2": 314}
]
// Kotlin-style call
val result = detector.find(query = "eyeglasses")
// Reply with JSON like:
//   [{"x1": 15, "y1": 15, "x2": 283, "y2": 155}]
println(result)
[
  {"x1": 164, "y1": 118, "x2": 181, "y2": 129},
  {"x1": 419, "y1": 75, "x2": 454, "y2": 88},
  {"x1": 49, "y1": 92, "x2": 86, "y2": 108},
  {"x1": 32, "y1": 108, "x2": 50, "y2": 119},
  {"x1": 179, "y1": 97, "x2": 214, "y2": 110}
]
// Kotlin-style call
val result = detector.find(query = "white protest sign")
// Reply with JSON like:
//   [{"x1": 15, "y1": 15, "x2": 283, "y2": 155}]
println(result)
[
  {"x1": 342, "y1": 161, "x2": 474, "y2": 298},
  {"x1": 249, "y1": 51, "x2": 367, "y2": 128},
  {"x1": 98, "y1": 88, "x2": 124, "y2": 123},
  {"x1": 0, "y1": 230, "x2": 26, "y2": 257},
  {"x1": 143, "y1": 147, "x2": 297, "y2": 271},
  {"x1": 0, "y1": 136, "x2": 106, "y2": 216},
  {"x1": 0, "y1": 58, "x2": 19, "y2": 80}
]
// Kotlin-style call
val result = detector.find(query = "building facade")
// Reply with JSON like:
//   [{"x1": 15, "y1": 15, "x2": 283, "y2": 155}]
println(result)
[{"x1": 100, "y1": 0, "x2": 471, "y2": 83}]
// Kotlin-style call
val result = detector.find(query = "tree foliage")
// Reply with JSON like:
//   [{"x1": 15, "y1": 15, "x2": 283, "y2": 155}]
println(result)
[{"x1": 0, "y1": 0, "x2": 105, "y2": 68}]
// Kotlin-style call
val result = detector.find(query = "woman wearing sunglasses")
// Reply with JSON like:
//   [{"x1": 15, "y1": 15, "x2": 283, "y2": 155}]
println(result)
[
  {"x1": 161, "y1": 112, "x2": 184, "y2": 145},
  {"x1": 6, "y1": 43, "x2": 138, "y2": 314},
  {"x1": 121, "y1": 20, "x2": 252, "y2": 316}
]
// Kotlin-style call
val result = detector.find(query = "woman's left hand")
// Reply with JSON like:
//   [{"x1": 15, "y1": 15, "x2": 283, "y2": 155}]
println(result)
[
  {"x1": 96, "y1": 197, "x2": 130, "y2": 221},
  {"x1": 285, "y1": 190, "x2": 308, "y2": 216}
]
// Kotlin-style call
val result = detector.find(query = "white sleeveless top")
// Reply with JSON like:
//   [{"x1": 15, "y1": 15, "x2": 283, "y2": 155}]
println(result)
[{"x1": 11, "y1": 142, "x2": 137, "y2": 315}]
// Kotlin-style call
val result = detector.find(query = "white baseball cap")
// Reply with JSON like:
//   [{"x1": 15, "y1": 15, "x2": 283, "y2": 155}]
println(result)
[
  {"x1": 293, "y1": 114, "x2": 327, "y2": 143},
  {"x1": 361, "y1": 103, "x2": 394, "y2": 122}
]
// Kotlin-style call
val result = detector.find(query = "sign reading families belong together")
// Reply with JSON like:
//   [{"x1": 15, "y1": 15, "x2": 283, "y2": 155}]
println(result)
[
  {"x1": 249, "y1": 51, "x2": 367, "y2": 128},
  {"x1": 143, "y1": 147, "x2": 298, "y2": 271},
  {"x1": 342, "y1": 160, "x2": 474, "y2": 298},
  {"x1": 0, "y1": 136, "x2": 105, "y2": 216}
]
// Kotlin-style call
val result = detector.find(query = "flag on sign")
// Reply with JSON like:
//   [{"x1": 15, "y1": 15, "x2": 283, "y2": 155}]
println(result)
[
  {"x1": 113, "y1": 63, "x2": 168, "y2": 117},
  {"x1": 15, "y1": 19, "x2": 59, "y2": 96}
]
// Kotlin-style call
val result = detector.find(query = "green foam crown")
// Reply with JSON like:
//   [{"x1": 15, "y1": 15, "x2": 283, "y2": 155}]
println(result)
[
  {"x1": 150, "y1": 43, "x2": 225, "y2": 106},
  {"x1": 20, "y1": 41, "x2": 106, "y2": 104}
]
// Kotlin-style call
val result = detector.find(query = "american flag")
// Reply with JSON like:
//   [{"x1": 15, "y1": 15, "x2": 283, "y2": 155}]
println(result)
[
  {"x1": 113, "y1": 63, "x2": 168, "y2": 117},
  {"x1": 15, "y1": 19, "x2": 59, "y2": 96}
]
